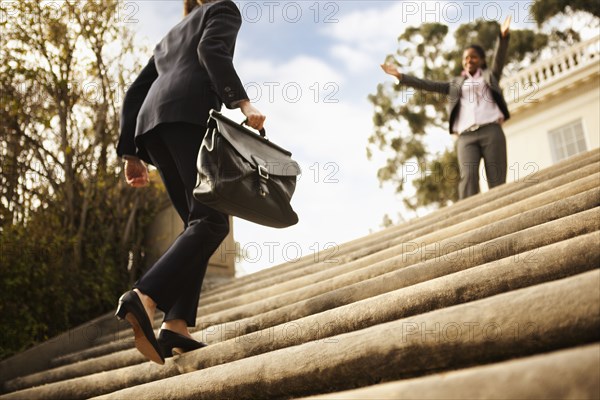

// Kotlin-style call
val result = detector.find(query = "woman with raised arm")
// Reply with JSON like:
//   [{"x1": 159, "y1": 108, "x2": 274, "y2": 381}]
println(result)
[
  {"x1": 115, "y1": 0, "x2": 265, "y2": 364},
  {"x1": 382, "y1": 16, "x2": 512, "y2": 199}
]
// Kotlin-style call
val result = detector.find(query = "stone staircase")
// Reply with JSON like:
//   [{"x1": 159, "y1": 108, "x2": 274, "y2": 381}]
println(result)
[{"x1": 1, "y1": 149, "x2": 599, "y2": 399}]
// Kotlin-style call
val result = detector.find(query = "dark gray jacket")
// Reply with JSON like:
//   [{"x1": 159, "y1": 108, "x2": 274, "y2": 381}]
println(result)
[
  {"x1": 117, "y1": 0, "x2": 248, "y2": 163},
  {"x1": 398, "y1": 33, "x2": 510, "y2": 134}
]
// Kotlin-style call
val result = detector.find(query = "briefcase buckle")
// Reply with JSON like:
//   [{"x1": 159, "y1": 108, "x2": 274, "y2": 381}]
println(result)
[{"x1": 258, "y1": 165, "x2": 269, "y2": 180}]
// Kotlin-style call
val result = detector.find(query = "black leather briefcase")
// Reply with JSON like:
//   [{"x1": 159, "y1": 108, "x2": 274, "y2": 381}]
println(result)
[{"x1": 193, "y1": 109, "x2": 300, "y2": 228}]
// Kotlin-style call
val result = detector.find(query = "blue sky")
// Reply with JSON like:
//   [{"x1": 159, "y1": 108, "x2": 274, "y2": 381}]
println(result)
[{"x1": 127, "y1": 1, "x2": 576, "y2": 275}]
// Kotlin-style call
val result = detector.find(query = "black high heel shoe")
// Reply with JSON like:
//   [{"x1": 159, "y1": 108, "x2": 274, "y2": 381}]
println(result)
[
  {"x1": 115, "y1": 290, "x2": 165, "y2": 365},
  {"x1": 157, "y1": 329, "x2": 207, "y2": 358}
]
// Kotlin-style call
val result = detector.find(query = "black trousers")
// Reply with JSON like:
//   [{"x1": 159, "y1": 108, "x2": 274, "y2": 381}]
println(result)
[
  {"x1": 456, "y1": 123, "x2": 507, "y2": 200},
  {"x1": 135, "y1": 122, "x2": 229, "y2": 327}
]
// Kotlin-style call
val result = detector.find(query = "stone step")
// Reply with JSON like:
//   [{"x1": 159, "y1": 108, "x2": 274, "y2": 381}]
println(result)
[
  {"x1": 25, "y1": 210, "x2": 594, "y2": 385},
  {"x1": 50, "y1": 337, "x2": 134, "y2": 368},
  {"x1": 299, "y1": 343, "x2": 600, "y2": 400},
  {"x1": 4, "y1": 226, "x2": 598, "y2": 397},
  {"x1": 1, "y1": 149, "x2": 597, "y2": 399},
  {"x1": 191, "y1": 206, "x2": 599, "y2": 346},
  {"x1": 52, "y1": 174, "x2": 599, "y2": 368},
  {"x1": 84, "y1": 270, "x2": 600, "y2": 399},
  {"x1": 0, "y1": 310, "x2": 122, "y2": 384}
]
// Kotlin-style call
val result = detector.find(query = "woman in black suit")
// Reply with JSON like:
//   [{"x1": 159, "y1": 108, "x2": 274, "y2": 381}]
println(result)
[
  {"x1": 382, "y1": 17, "x2": 512, "y2": 200},
  {"x1": 115, "y1": 0, "x2": 265, "y2": 364}
]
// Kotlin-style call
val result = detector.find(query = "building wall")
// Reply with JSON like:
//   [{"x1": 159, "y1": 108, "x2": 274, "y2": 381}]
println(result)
[{"x1": 502, "y1": 74, "x2": 600, "y2": 183}]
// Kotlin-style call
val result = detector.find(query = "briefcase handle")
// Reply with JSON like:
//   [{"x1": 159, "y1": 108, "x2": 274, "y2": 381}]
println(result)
[{"x1": 241, "y1": 119, "x2": 267, "y2": 138}]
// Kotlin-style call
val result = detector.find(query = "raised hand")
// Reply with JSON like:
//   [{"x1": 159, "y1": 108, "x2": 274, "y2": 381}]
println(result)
[
  {"x1": 501, "y1": 15, "x2": 511, "y2": 38},
  {"x1": 380, "y1": 63, "x2": 402, "y2": 80}
]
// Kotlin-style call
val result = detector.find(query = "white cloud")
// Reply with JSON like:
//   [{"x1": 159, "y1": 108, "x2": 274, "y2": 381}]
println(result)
[
  {"x1": 236, "y1": 54, "x2": 343, "y2": 86},
  {"x1": 131, "y1": 1, "x2": 181, "y2": 48},
  {"x1": 320, "y1": 2, "x2": 440, "y2": 75},
  {"x1": 330, "y1": 44, "x2": 373, "y2": 74},
  {"x1": 323, "y1": 3, "x2": 406, "y2": 46}
]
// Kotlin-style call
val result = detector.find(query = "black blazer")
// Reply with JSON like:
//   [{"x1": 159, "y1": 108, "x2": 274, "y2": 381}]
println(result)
[
  {"x1": 117, "y1": 0, "x2": 248, "y2": 163},
  {"x1": 398, "y1": 33, "x2": 511, "y2": 134}
]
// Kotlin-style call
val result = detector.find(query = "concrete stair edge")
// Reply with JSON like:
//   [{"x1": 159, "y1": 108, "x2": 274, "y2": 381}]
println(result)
[
  {"x1": 87, "y1": 270, "x2": 600, "y2": 400},
  {"x1": 299, "y1": 343, "x2": 600, "y2": 400},
  {"x1": 5, "y1": 228, "x2": 598, "y2": 397},
  {"x1": 1, "y1": 149, "x2": 597, "y2": 398}
]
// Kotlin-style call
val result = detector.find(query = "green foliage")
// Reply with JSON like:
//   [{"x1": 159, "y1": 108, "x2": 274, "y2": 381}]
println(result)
[
  {"x1": 405, "y1": 149, "x2": 460, "y2": 210},
  {"x1": 1, "y1": 215, "x2": 68, "y2": 356},
  {"x1": 0, "y1": 1, "x2": 166, "y2": 359},
  {"x1": 531, "y1": 0, "x2": 600, "y2": 23},
  {"x1": 531, "y1": 0, "x2": 600, "y2": 48},
  {"x1": 0, "y1": 175, "x2": 166, "y2": 360}
]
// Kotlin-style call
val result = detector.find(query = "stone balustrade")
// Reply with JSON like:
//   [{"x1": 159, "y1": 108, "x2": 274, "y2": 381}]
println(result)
[{"x1": 502, "y1": 35, "x2": 600, "y2": 106}]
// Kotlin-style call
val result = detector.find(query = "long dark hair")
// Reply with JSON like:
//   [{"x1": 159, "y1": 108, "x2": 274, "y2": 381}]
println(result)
[
  {"x1": 466, "y1": 44, "x2": 487, "y2": 69},
  {"x1": 184, "y1": 0, "x2": 220, "y2": 16},
  {"x1": 184, "y1": 0, "x2": 200, "y2": 16}
]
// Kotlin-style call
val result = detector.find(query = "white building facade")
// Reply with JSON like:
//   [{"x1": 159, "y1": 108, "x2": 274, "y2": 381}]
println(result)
[{"x1": 501, "y1": 35, "x2": 600, "y2": 183}]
